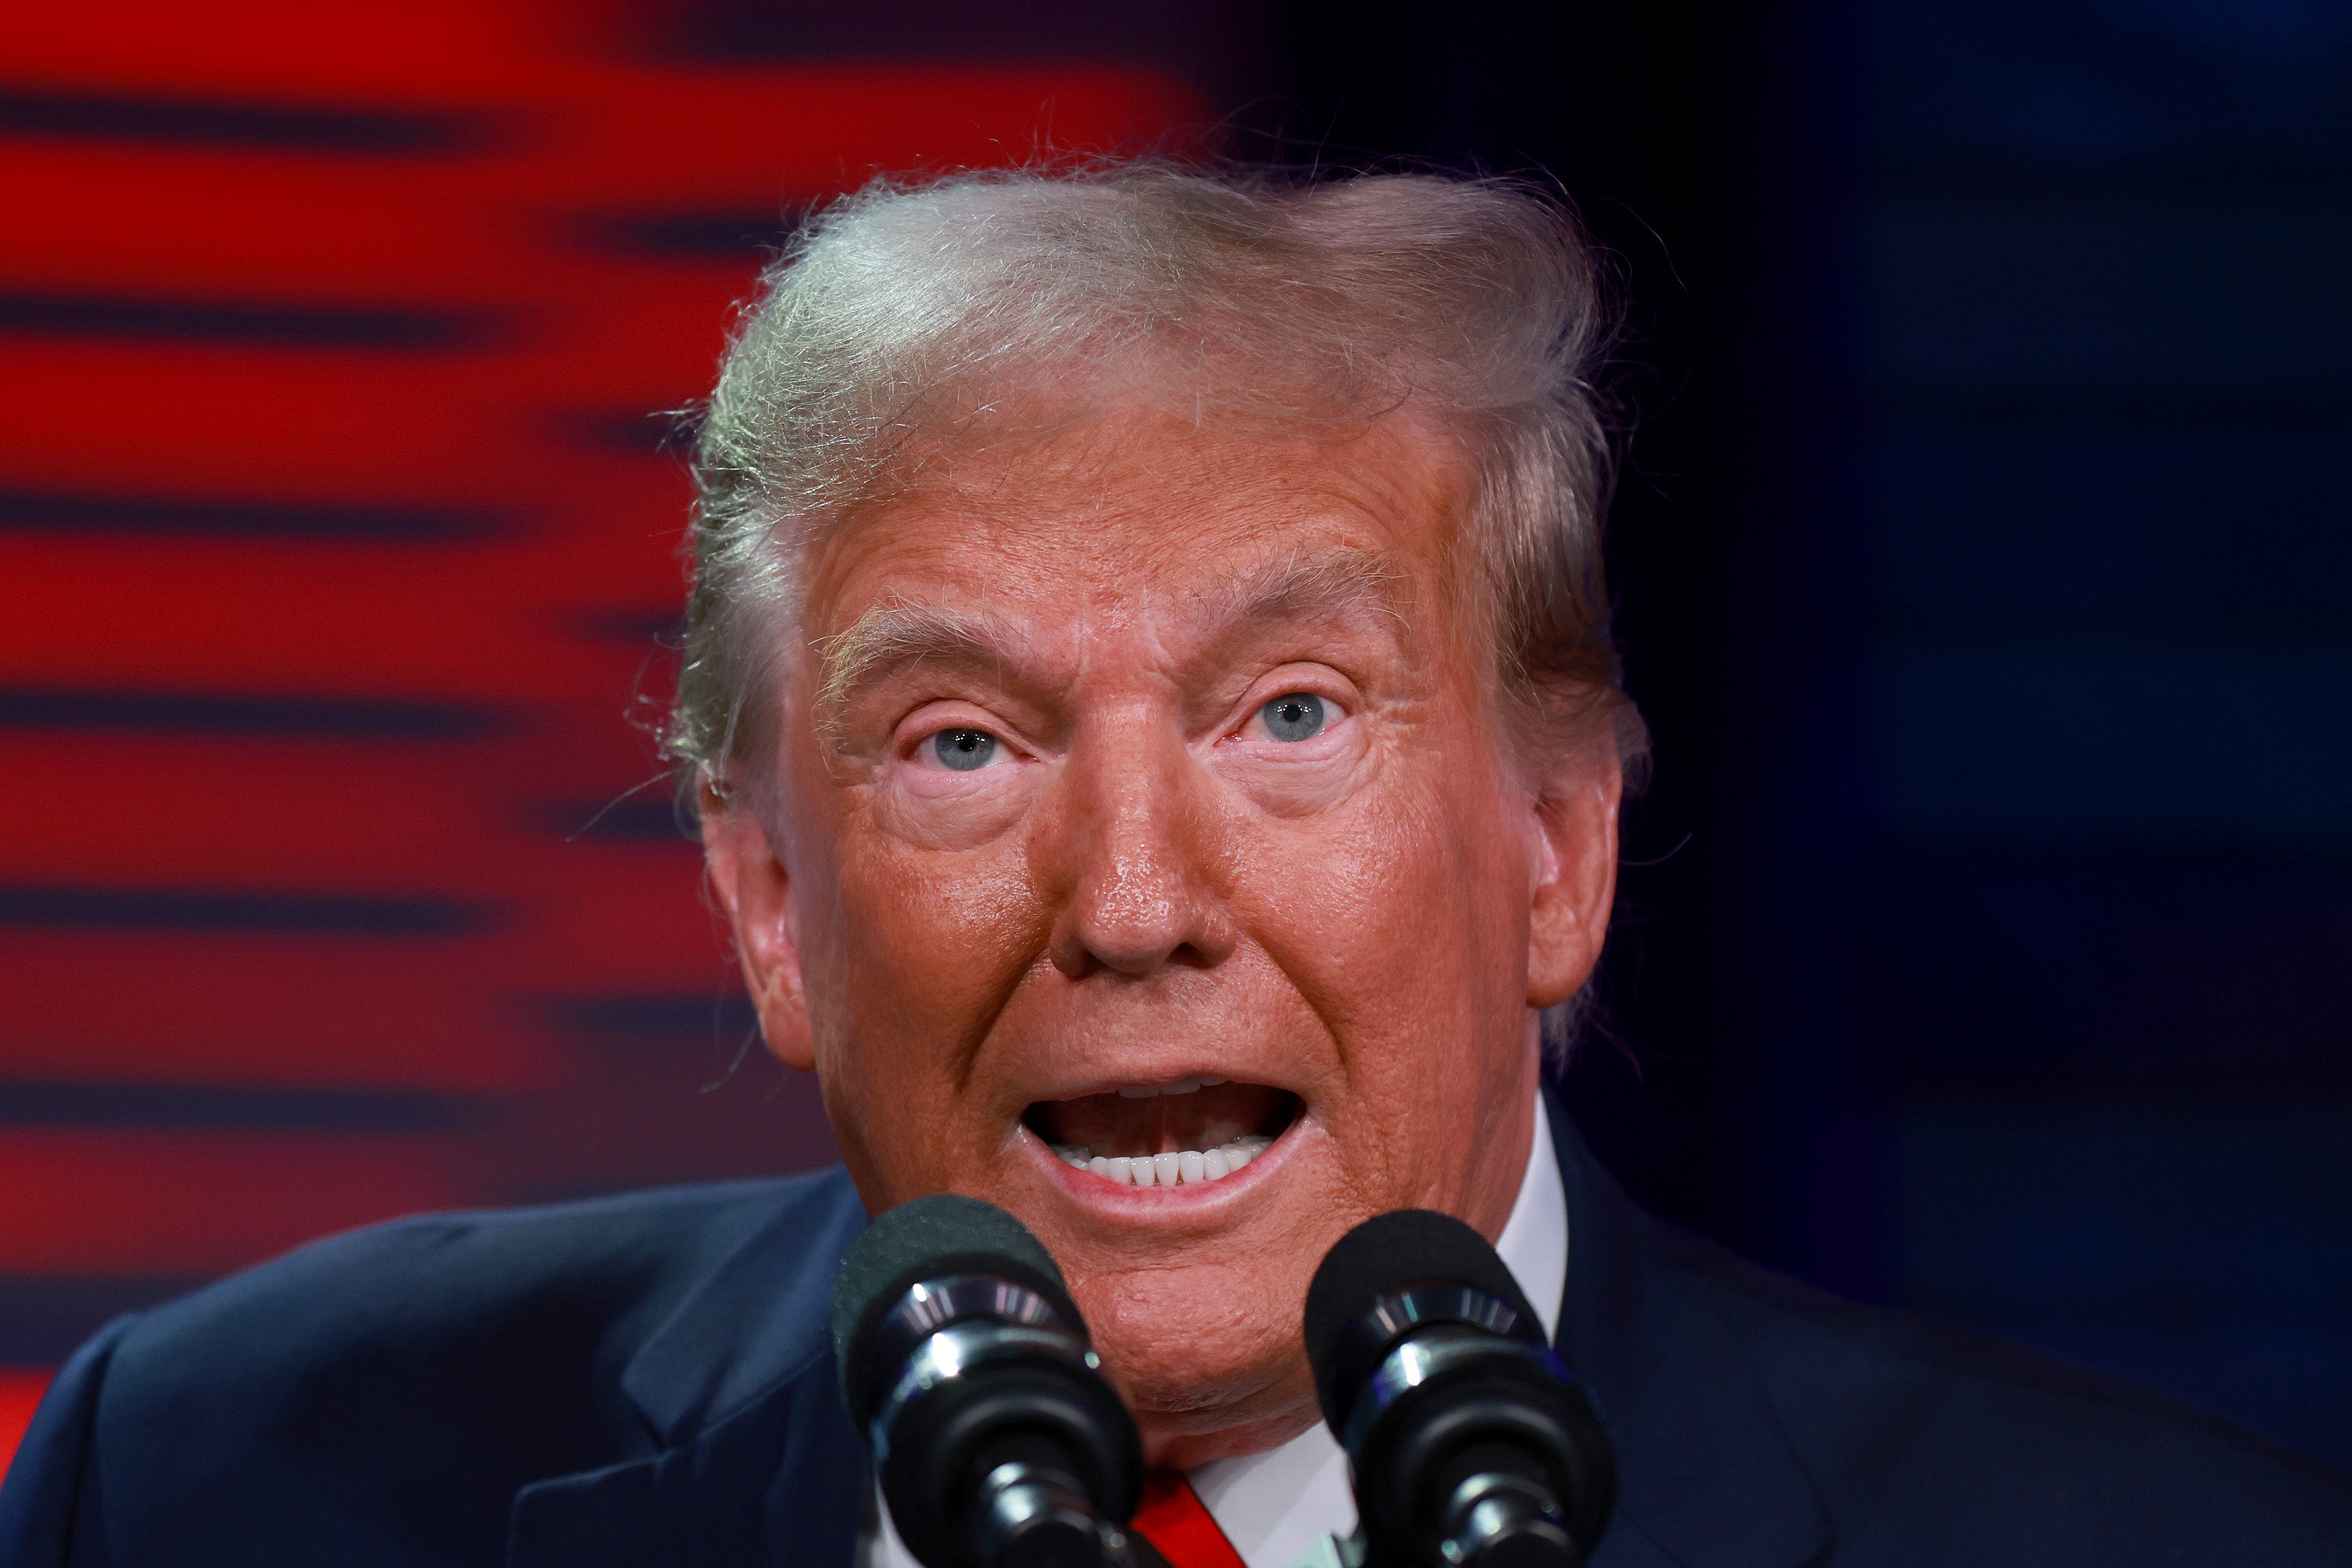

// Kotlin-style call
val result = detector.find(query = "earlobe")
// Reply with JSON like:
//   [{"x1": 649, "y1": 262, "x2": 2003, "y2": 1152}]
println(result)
[
  {"x1": 700, "y1": 793, "x2": 817, "y2": 1073},
  {"x1": 1523, "y1": 751, "x2": 1624, "y2": 1011},
  {"x1": 753, "y1": 956, "x2": 817, "y2": 1073}
]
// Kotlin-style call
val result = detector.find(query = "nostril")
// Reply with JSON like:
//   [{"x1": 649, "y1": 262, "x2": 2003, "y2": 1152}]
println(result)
[{"x1": 1051, "y1": 910, "x2": 1233, "y2": 981}]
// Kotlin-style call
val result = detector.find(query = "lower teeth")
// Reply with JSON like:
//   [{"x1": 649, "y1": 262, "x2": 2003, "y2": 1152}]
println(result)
[{"x1": 1051, "y1": 1136, "x2": 1274, "y2": 1187}]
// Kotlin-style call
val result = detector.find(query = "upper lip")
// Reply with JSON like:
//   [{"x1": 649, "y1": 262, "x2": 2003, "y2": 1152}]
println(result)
[
  {"x1": 1112, "y1": 1074, "x2": 1225, "y2": 1098},
  {"x1": 1021, "y1": 1069, "x2": 1289, "y2": 1104}
]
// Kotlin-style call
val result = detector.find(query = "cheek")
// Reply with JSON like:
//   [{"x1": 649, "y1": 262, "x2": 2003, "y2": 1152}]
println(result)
[
  {"x1": 840, "y1": 799, "x2": 1041, "y2": 981},
  {"x1": 1229, "y1": 744, "x2": 1530, "y2": 1172},
  {"x1": 815, "y1": 828, "x2": 1051, "y2": 1183},
  {"x1": 1239, "y1": 764, "x2": 1523, "y2": 1036}
]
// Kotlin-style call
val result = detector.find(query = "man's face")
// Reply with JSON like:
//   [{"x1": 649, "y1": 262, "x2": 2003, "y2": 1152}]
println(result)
[{"x1": 708, "y1": 405, "x2": 1620, "y2": 1465}]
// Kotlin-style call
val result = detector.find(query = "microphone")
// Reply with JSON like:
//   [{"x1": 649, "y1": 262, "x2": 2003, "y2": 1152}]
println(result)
[
  {"x1": 1303, "y1": 1210, "x2": 1615, "y2": 1568},
  {"x1": 833, "y1": 1193, "x2": 1144, "y2": 1568}
]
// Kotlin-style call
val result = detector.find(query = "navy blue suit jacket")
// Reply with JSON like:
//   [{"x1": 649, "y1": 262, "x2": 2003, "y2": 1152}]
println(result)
[{"x1": 5, "y1": 1105, "x2": 2348, "y2": 1566}]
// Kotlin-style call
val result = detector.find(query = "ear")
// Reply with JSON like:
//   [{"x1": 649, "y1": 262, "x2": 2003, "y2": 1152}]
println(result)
[
  {"x1": 700, "y1": 784, "x2": 815, "y2": 1072},
  {"x1": 1524, "y1": 739, "x2": 1624, "y2": 1011}
]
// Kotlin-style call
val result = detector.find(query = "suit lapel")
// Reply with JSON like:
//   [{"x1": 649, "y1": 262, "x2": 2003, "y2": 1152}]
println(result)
[
  {"x1": 1548, "y1": 1095, "x2": 1832, "y2": 1568},
  {"x1": 509, "y1": 1170, "x2": 873, "y2": 1568}
]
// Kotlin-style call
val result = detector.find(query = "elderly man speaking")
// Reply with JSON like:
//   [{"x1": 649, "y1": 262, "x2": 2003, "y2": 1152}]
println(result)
[{"x1": 3, "y1": 165, "x2": 2346, "y2": 1567}]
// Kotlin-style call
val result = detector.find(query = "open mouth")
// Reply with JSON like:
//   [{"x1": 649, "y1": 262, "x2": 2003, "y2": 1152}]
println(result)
[{"x1": 1024, "y1": 1077, "x2": 1299, "y2": 1189}]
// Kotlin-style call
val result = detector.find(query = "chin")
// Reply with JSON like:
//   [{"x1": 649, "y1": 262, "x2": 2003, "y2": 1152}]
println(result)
[
  {"x1": 1063, "y1": 1239, "x2": 1320, "y2": 1446},
  {"x1": 1096, "y1": 1305, "x2": 1320, "y2": 1465}
]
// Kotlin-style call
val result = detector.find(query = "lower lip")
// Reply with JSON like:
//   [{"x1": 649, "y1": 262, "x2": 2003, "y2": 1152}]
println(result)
[{"x1": 1018, "y1": 1119, "x2": 1297, "y2": 1212}]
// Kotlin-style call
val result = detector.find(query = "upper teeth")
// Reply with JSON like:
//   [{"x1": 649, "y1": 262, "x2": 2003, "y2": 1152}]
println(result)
[
  {"x1": 1114, "y1": 1076, "x2": 1227, "y2": 1098},
  {"x1": 1051, "y1": 1135, "x2": 1273, "y2": 1186}
]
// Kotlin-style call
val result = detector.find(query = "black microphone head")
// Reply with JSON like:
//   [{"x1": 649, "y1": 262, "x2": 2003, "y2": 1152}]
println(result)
[
  {"x1": 831, "y1": 1193, "x2": 1083, "y2": 1425},
  {"x1": 1305, "y1": 1210, "x2": 1614, "y2": 1568},
  {"x1": 1303, "y1": 1208, "x2": 1543, "y2": 1431}
]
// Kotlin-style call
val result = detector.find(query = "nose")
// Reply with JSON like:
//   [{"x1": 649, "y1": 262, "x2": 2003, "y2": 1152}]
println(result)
[{"x1": 1041, "y1": 726, "x2": 1236, "y2": 980}]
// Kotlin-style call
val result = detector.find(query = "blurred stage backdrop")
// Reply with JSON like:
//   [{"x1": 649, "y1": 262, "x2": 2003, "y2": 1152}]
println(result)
[{"x1": 2, "y1": 0, "x2": 2347, "y2": 1472}]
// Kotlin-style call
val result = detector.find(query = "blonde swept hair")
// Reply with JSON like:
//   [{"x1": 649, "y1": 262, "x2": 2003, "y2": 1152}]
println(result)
[{"x1": 669, "y1": 161, "x2": 1646, "y2": 801}]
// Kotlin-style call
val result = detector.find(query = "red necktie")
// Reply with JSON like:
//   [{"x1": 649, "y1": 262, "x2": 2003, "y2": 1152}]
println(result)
[{"x1": 1130, "y1": 1469, "x2": 1247, "y2": 1568}]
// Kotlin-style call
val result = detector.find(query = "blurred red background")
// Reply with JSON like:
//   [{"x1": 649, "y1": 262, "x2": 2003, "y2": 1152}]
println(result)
[{"x1": 0, "y1": 0, "x2": 1202, "y2": 1468}]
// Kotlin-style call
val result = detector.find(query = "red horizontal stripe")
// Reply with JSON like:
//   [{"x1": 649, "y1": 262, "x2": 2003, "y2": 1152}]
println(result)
[
  {"x1": 0, "y1": 537, "x2": 606, "y2": 700},
  {"x1": 506, "y1": 840, "x2": 730, "y2": 993},
  {"x1": 0, "y1": 932, "x2": 548, "y2": 1090},
  {"x1": 0, "y1": 2, "x2": 597, "y2": 104},
  {"x1": 0, "y1": 734, "x2": 524, "y2": 893},
  {"x1": 0, "y1": 144, "x2": 529, "y2": 304},
  {"x1": 0, "y1": 341, "x2": 717, "y2": 506},
  {"x1": 0, "y1": 343, "x2": 523, "y2": 495},
  {"x1": 512, "y1": 265, "x2": 762, "y2": 412},
  {"x1": 0, "y1": 1127, "x2": 476, "y2": 1273},
  {"x1": 539, "y1": 66, "x2": 1210, "y2": 203}
]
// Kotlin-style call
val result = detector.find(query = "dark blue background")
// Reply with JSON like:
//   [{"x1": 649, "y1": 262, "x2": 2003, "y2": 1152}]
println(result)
[{"x1": 1181, "y1": 0, "x2": 2352, "y2": 1470}]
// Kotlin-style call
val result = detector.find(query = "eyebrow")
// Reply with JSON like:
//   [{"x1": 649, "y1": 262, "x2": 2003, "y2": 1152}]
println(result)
[
  {"x1": 815, "y1": 599, "x2": 1019, "y2": 730},
  {"x1": 813, "y1": 547, "x2": 1410, "y2": 733},
  {"x1": 1192, "y1": 549, "x2": 1409, "y2": 641}
]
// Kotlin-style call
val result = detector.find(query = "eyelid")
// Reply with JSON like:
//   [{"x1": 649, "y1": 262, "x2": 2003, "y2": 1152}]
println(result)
[{"x1": 893, "y1": 701, "x2": 1037, "y2": 771}]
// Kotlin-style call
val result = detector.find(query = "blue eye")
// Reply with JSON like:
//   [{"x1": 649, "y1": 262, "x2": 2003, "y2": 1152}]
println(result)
[
  {"x1": 1261, "y1": 692, "x2": 1326, "y2": 742},
  {"x1": 932, "y1": 729, "x2": 998, "y2": 771}
]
